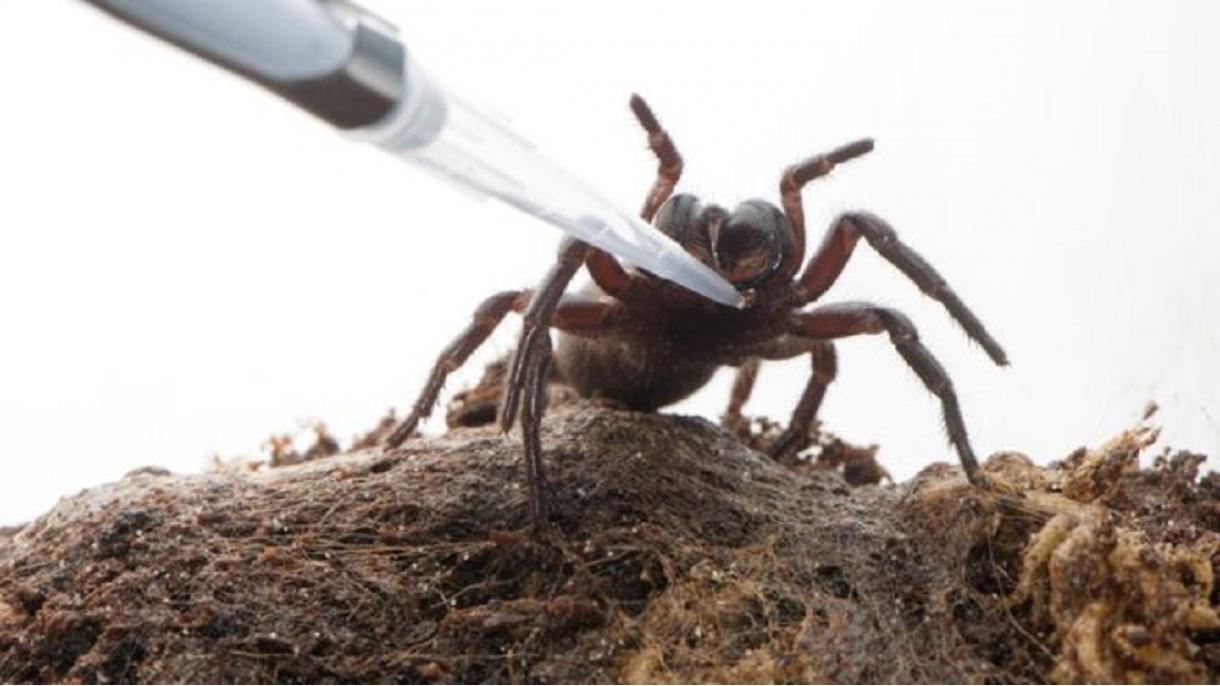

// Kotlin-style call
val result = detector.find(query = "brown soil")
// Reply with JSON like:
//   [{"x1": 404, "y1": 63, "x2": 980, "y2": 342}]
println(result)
[{"x1": 1, "y1": 390, "x2": 1217, "y2": 683}]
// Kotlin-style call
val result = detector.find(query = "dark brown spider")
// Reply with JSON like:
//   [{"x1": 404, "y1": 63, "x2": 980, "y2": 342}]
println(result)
[{"x1": 387, "y1": 94, "x2": 1008, "y2": 528}]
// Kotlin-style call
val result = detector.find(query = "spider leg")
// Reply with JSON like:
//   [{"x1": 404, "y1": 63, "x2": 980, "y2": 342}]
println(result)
[
  {"x1": 385, "y1": 288, "x2": 618, "y2": 449},
  {"x1": 768, "y1": 342, "x2": 838, "y2": 460},
  {"x1": 791, "y1": 211, "x2": 1008, "y2": 366},
  {"x1": 520, "y1": 331, "x2": 553, "y2": 528},
  {"x1": 631, "y1": 93, "x2": 684, "y2": 222},
  {"x1": 720, "y1": 339, "x2": 838, "y2": 460},
  {"x1": 778, "y1": 139, "x2": 875, "y2": 278},
  {"x1": 388, "y1": 247, "x2": 619, "y2": 529},
  {"x1": 512, "y1": 284, "x2": 627, "y2": 523},
  {"x1": 584, "y1": 248, "x2": 636, "y2": 300},
  {"x1": 513, "y1": 294, "x2": 622, "y2": 529},
  {"x1": 719, "y1": 334, "x2": 813, "y2": 430},
  {"x1": 787, "y1": 302, "x2": 988, "y2": 486},
  {"x1": 722, "y1": 357, "x2": 761, "y2": 436},
  {"x1": 385, "y1": 290, "x2": 530, "y2": 447},
  {"x1": 581, "y1": 94, "x2": 684, "y2": 299},
  {"x1": 500, "y1": 238, "x2": 590, "y2": 431},
  {"x1": 496, "y1": 238, "x2": 594, "y2": 530}
]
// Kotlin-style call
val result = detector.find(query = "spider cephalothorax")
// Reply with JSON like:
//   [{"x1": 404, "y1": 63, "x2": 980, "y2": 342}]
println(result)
[{"x1": 386, "y1": 94, "x2": 1007, "y2": 529}]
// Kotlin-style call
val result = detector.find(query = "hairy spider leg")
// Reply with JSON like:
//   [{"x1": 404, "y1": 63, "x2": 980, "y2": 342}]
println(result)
[
  {"x1": 722, "y1": 357, "x2": 761, "y2": 433},
  {"x1": 778, "y1": 139, "x2": 875, "y2": 279},
  {"x1": 787, "y1": 302, "x2": 988, "y2": 486},
  {"x1": 631, "y1": 93, "x2": 684, "y2": 223},
  {"x1": 722, "y1": 340, "x2": 838, "y2": 460},
  {"x1": 793, "y1": 211, "x2": 1008, "y2": 365},
  {"x1": 766, "y1": 342, "x2": 838, "y2": 460},
  {"x1": 585, "y1": 94, "x2": 686, "y2": 300},
  {"x1": 386, "y1": 290, "x2": 530, "y2": 447},
  {"x1": 500, "y1": 238, "x2": 590, "y2": 431}
]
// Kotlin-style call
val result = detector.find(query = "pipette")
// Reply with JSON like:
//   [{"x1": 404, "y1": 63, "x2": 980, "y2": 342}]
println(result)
[{"x1": 83, "y1": 0, "x2": 744, "y2": 308}]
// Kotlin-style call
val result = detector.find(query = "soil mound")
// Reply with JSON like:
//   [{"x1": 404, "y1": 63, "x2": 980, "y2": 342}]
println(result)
[{"x1": 1, "y1": 401, "x2": 1216, "y2": 683}]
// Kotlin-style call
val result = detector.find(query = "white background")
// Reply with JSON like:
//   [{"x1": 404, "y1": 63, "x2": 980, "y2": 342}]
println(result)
[{"x1": 2, "y1": 1, "x2": 1217, "y2": 525}]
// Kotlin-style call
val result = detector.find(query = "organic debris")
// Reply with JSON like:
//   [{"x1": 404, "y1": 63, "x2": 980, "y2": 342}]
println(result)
[{"x1": 0, "y1": 396, "x2": 1215, "y2": 682}]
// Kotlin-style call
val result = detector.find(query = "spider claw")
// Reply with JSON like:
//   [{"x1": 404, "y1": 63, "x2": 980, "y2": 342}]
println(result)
[
  {"x1": 384, "y1": 415, "x2": 418, "y2": 448},
  {"x1": 767, "y1": 429, "x2": 807, "y2": 462}
]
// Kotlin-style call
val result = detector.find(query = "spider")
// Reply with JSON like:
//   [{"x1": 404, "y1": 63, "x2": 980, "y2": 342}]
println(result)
[{"x1": 386, "y1": 94, "x2": 1008, "y2": 528}]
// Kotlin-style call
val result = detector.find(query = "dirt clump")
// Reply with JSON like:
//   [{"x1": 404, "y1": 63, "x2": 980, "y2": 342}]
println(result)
[{"x1": 0, "y1": 398, "x2": 1216, "y2": 683}]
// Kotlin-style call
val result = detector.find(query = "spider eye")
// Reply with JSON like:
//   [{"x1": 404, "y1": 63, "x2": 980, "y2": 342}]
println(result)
[{"x1": 715, "y1": 222, "x2": 782, "y2": 289}]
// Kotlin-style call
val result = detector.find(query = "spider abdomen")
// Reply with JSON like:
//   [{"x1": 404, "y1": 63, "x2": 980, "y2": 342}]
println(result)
[{"x1": 554, "y1": 333, "x2": 719, "y2": 411}]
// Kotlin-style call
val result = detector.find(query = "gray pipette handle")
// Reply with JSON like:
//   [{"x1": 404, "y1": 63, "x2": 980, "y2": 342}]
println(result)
[{"x1": 84, "y1": 0, "x2": 403, "y2": 129}]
